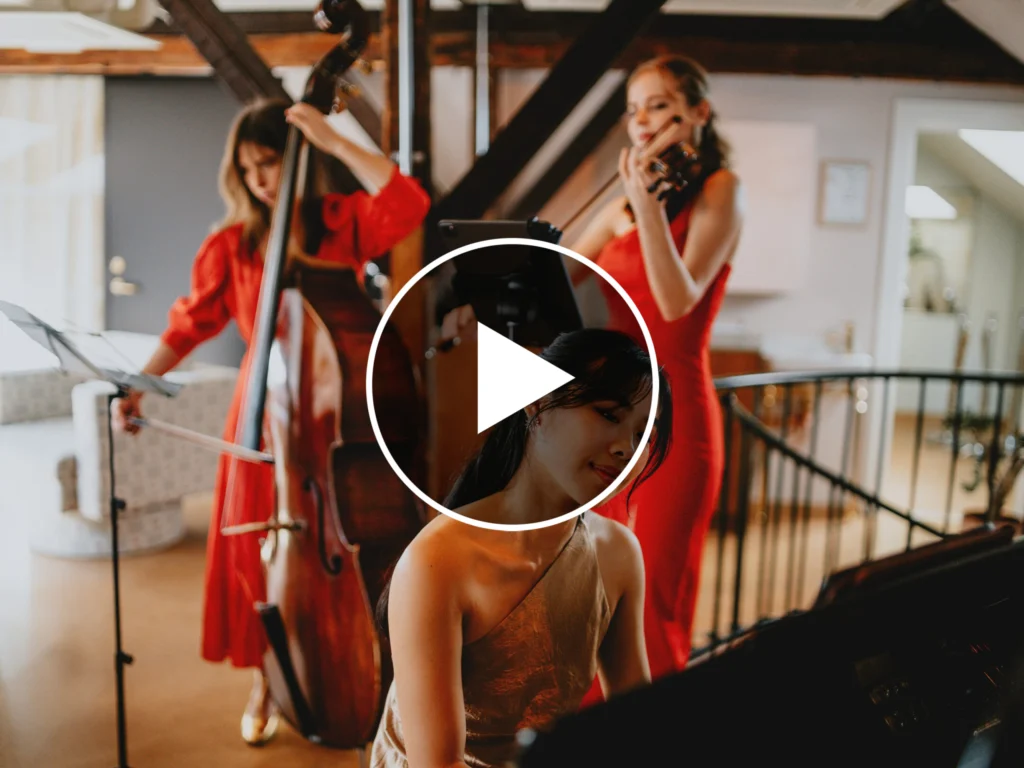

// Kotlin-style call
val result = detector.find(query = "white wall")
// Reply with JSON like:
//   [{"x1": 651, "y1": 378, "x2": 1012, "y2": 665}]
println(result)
[{"x1": 897, "y1": 146, "x2": 1024, "y2": 415}]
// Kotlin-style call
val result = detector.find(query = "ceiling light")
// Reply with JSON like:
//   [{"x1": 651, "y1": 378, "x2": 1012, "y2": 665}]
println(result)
[
  {"x1": 0, "y1": 12, "x2": 161, "y2": 53},
  {"x1": 958, "y1": 129, "x2": 1024, "y2": 188},
  {"x1": 905, "y1": 185, "x2": 957, "y2": 220}
]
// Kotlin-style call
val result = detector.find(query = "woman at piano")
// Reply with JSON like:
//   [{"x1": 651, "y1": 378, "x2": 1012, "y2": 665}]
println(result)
[
  {"x1": 370, "y1": 328, "x2": 672, "y2": 768},
  {"x1": 112, "y1": 98, "x2": 431, "y2": 745}
]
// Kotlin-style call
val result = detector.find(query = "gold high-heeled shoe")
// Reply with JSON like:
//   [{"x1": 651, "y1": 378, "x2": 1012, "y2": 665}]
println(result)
[{"x1": 241, "y1": 708, "x2": 279, "y2": 746}]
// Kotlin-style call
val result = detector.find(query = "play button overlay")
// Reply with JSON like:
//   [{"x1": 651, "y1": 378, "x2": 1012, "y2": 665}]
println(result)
[
  {"x1": 365, "y1": 237, "x2": 659, "y2": 532},
  {"x1": 476, "y1": 322, "x2": 574, "y2": 433}
]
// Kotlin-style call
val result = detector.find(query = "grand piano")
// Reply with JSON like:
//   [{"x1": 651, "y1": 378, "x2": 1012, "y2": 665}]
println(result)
[{"x1": 517, "y1": 524, "x2": 1024, "y2": 767}]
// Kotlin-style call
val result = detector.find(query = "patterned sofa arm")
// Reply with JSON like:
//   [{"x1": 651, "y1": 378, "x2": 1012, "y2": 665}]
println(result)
[
  {"x1": 0, "y1": 368, "x2": 89, "y2": 425},
  {"x1": 72, "y1": 365, "x2": 238, "y2": 523}
]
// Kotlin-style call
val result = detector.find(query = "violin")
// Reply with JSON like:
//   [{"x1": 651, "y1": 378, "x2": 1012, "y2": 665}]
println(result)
[{"x1": 561, "y1": 115, "x2": 704, "y2": 233}]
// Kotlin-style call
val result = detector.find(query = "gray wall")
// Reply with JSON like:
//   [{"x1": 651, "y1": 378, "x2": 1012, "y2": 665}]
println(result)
[{"x1": 104, "y1": 76, "x2": 245, "y2": 367}]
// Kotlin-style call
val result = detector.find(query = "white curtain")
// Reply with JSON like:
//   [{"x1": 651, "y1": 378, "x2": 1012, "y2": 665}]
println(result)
[{"x1": 0, "y1": 75, "x2": 105, "y2": 372}]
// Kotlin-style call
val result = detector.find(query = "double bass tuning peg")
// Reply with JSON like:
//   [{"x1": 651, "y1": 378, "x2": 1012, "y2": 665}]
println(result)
[
  {"x1": 336, "y1": 80, "x2": 361, "y2": 97},
  {"x1": 332, "y1": 80, "x2": 361, "y2": 113}
]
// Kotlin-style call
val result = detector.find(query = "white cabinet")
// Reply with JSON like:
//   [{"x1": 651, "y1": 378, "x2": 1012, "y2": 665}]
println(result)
[{"x1": 719, "y1": 120, "x2": 817, "y2": 295}]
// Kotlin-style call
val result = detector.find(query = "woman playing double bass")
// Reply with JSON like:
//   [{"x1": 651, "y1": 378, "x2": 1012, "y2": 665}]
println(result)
[{"x1": 113, "y1": 98, "x2": 431, "y2": 745}]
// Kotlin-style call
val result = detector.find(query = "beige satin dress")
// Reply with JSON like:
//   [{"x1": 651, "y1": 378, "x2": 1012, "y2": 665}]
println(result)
[{"x1": 370, "y1": 515, "x2": 611, "y2": 768}]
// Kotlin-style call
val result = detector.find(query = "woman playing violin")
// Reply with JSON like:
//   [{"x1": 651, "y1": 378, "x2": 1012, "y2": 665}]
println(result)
[
  {"x1": 576, "y1": 55, "x2": 743, "y2": 688},
  {"x1": 443, "y1": 55, "x2": 743, "y2": 688},
  {"x1": 112, "y1": 98, "x2": 431, "y2": 745}
]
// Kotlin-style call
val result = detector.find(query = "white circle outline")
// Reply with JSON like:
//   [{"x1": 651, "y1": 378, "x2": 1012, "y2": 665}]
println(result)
[{"x1": 366, "y1": 237, "x2": 659, "y2": 532}]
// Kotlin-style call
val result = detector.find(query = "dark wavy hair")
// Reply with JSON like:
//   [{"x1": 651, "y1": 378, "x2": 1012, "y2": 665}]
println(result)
[
  {"x1": 445, "y1": 328, "x2": 672, "y2": 509},
  {"x1": 375, "y1": 328, "x2": 673, "y2": 638}
]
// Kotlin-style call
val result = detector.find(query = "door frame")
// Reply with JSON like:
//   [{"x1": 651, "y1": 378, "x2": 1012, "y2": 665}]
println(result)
[
  {"x1": 869, "y1": 97, "x2": 1024, "y2": 497},
  {"x1": 874, "y1": 97, "x2": 1024, "y2": 370}
]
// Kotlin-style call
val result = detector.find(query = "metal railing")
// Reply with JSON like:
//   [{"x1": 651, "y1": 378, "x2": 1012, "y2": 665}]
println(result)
[{"x1": 690, "y1": 369, "x2": 1024, "y2": 660}]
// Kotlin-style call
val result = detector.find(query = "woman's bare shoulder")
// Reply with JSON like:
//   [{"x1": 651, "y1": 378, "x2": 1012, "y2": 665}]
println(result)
[
  {"x1": 584, "y1": 512, "x2": 644, "y2": 604},
  {"x1": 391, "y1": 514, "x2": 480, "y2": 591},
  {"x1": 601, "y1": 194, "x2": 629, "y2": 218},
  {"x1": 585, "y1": 513, "x2": 642, "y2": 560},
  {"x1": 601, "y1": 195, "x2": 634, "y2": 237},
  {"x1": 699, "y1": 168, "x2": 742, "y2": 204}
]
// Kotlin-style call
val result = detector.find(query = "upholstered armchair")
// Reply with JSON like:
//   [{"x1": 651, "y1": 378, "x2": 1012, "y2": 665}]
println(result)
[{"x1": 0, "y1": 364, "x2": 236, "y2": 558}]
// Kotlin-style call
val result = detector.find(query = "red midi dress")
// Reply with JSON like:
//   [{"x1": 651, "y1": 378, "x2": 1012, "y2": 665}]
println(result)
[{"x1": 158, "y1": 168, "x2": 430, "y2": 668}]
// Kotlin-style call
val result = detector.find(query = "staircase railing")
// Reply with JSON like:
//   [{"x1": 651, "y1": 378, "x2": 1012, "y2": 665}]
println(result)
[{"x1": 691, "y1": 369, "x2": 1024, "y2": 660}]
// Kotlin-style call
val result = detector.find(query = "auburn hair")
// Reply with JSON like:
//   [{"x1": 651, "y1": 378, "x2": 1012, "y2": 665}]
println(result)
[{"x1": 626, "y1": 55, "x2": 731, "y2": 218}]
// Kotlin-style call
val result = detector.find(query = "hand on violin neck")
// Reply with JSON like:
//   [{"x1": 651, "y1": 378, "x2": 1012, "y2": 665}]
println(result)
[{"x1": 619, "y1": 145, "x2": 664, "y2": 218}]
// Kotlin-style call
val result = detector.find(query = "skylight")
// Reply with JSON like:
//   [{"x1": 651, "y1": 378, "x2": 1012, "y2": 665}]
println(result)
[
  {"x1": 958, "y1": 129, "x2": 1024, "y2": 188},
  {"x1": 905, "y1": 185, "x2": 957, "y2": 220},
  {"x1": 0, "y1": 12, "x2": 161, "y2": 53}
]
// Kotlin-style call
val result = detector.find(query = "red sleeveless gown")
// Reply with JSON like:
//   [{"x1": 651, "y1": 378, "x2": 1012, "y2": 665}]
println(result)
[{"x1": 592, "y1": 202, "x2": 730, "y2": 684}]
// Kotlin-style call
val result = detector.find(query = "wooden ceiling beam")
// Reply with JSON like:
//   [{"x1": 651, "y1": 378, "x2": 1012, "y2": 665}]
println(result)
[
  {"x1": 153, "y1": 0, "x2": 289, "y2": 103},
  {"x1": 5, "y1": 2, "x2": 1024, "y2": 85},
  {"x1": 508, "y1": 78, "x2": 627, "y2": 221},
  {"x1": 152, "y1": 0, "x2": 367, "y2": 195},
  {"x1": 431, "y1": 0, "x2": 669, "y2": 223}
]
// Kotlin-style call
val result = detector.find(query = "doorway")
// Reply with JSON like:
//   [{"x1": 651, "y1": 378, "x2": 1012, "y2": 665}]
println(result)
[{"x1": 873, "y1": 98, "x2": 1024, "y2": 520}]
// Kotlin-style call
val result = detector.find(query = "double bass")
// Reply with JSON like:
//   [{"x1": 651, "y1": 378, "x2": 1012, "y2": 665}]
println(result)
[{"x1": 221, "y1": 0, "x2": 425, "y2": 748}]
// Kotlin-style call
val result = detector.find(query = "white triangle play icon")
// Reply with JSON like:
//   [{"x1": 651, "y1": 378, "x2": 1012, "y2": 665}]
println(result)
[{"x1": 477, "y1": 323, "x2": 575, "y2": 434}]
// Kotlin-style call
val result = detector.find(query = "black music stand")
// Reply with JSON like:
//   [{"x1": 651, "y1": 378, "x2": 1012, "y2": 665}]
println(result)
[
  {"x1": 435, "y1": 218, "x2": 583, "y2": 348},
  {"x1": 0, "y1": 301, "x2": 180, "y2": 768}
]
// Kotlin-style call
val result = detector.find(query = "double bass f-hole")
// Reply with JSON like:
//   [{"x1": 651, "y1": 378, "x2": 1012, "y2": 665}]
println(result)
[{"x1": 304, "y1": 476, "x2": 343, "y2": 575}]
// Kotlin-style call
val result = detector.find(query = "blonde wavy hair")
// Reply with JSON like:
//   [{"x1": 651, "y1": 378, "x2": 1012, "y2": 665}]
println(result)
[{"x1": 216, "y1": 98, "x2": 291, "y2": 252}]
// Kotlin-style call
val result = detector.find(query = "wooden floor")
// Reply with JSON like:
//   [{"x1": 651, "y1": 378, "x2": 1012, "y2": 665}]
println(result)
[
  {"x1": 1, "y1": 413, "x2": 1018, "y2": 767},
  {"x1": 0, "y1": 497, "x2": 365, "y2": 768}
]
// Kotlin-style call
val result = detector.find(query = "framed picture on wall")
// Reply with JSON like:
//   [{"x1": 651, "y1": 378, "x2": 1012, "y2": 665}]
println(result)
[{"x1": 818, "y1": 160, "x2": 871, "y2": 226}]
